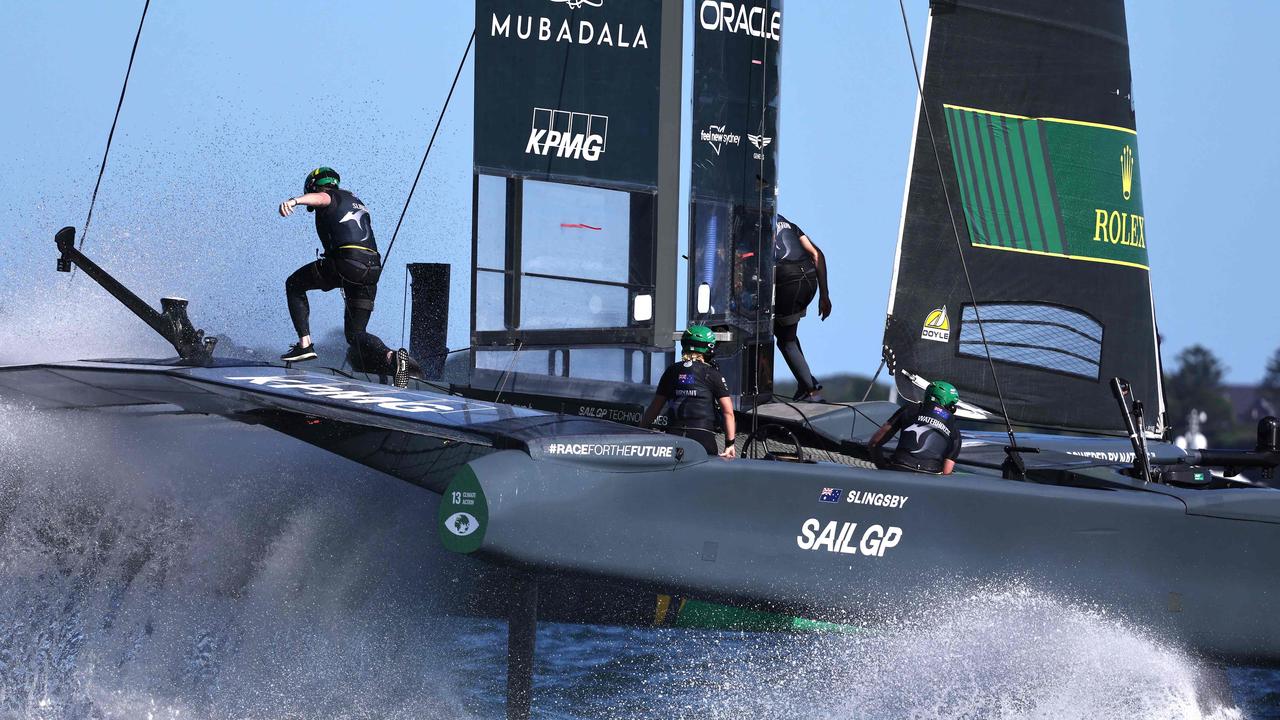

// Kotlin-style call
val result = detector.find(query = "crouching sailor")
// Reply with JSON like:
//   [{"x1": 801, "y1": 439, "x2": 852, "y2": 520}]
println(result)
[
  {"x1": 278, "y1": 166, "x2": 383, "y2": 362},
  {"x1": 868, "y1": 380, "x2": 962, "y2": 475},
  {"x1": 639, "y1": 325, "x2": 737, "y2": 459}
]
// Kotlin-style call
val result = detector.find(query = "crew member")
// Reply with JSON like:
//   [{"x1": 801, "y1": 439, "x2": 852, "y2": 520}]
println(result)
[
  {"x1": 278, "y1": 170, "x2": 376, "y2": 350},
  {"x1": 640, "y1": 325, "x2": 737, "y2": 459},
  {"x1": 348, "y1": 332, "x2": 424, "y2": 387},
  {"x1": 773, "y1": 214, "x2": 831, "y2": 401},
  {"x1": 868, "y1": 380, "x2": 962, "y2": 475}
]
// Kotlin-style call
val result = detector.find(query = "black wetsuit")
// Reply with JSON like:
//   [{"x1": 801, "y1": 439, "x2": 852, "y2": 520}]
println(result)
[
  {"x1": 286, "y1": 188, "x2": 382, "y2": 343},
  {"x1": 880, "y1": 400, "x2": 962, "y2": 474},
  {"x1": 773, "y1": 215, "x2": 820, "y2": 396},
  {"x1": 347, "y1": 331, "x2": 422, "y2": 379},
  {"x1": 655, "y1": 359, "x2": 731, "y2": 455}
]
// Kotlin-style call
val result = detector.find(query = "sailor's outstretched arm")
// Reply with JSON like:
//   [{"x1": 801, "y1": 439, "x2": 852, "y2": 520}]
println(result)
[
  {"x1": 279, "y1": 192, "x2": 333, "y2": 217},
  {"x1": 639, "y1": 395, "x2": 667, "y2": 428},
  {"x1": 868, "y1": 421, "x2": 894, "y2": 449}
]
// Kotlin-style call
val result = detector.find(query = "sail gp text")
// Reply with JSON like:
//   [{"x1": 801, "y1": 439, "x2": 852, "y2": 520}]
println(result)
[{"x1": 796, "y1": 519, "x2": 903, "y2": 557}]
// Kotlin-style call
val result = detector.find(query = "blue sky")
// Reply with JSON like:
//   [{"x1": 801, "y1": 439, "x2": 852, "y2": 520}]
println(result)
[{"x1": 4, "y1": 1, "x2": 1278, "y2": 382}]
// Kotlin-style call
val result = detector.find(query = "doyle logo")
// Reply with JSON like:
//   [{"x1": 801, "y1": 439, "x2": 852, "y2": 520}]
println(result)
[
  {"x1": 748, "y1": 133, "x2": 772, "y2": 160},
  {"x1": 546, "y1": 443, "x2": 675, "y2": 459},
  {"x1": 701, "y1": 124, "x2": 741, "y2": 156},
  {"x1": 526, "y1": 108, "x2": 608, "y2": 162},
  {"x1": 699, "y1": 0, "x2": 781, "y2": 40},
  {"x1": 225, "y1": 375, "x2": 472, "y2": 414},
  {"x1": 819, "y1": 487, "x2": 842, "y2": 503},
  {"x1": 444, "y1": 512, "x2": 479, "y2": 537},
  {"x1": 796, "y1": 519, "x2": 902, "y2": 557},
  {"x1": 490, "y1": 7, "x2": 649, "y2": 50},
  {"x1": 920, "y1": 306, "x2": 950, "y2": 343},
  {"x1": 1121, "y1": 145, "x2": 1134, "y2": 200}
]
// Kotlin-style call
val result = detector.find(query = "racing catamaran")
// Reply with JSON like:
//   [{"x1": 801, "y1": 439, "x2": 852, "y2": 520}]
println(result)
[{"x1": 5, "y1": 1, "x2": 1280, "y2": 718}]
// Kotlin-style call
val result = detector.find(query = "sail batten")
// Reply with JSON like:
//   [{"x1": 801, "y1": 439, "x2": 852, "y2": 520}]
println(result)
[{"x1": 885, "y1": 0, "x2": 1163, "y2": 435}]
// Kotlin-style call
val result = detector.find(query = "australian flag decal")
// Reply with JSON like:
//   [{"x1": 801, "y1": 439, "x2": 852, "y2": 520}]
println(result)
[{"x1": 819, "y1": 487, "x2": 842, "y2": 503}]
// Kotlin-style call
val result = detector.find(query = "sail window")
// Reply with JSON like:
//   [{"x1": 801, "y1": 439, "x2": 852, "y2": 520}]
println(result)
[
  {"x1": 957, "y1": 303, "x2": 1103, "y2": 380},
  {"x1": 475, "y1": 348, "x2": 670, "y2": 385},
  {"x1": 476, "y1": 174, "x2": 507, "y2": 269},
  {"x1": 472, "y1": 175, "x2": 657, "y2": 342},
  {"x1": 519, "y1": 277, "x2": 629, "y2": 330},
  {"x1": 470, "y1": 173, "x2": 666, "y2": 398},
  {"x1": 521, "y1": 180, "x2": 631, "y2": 284}
]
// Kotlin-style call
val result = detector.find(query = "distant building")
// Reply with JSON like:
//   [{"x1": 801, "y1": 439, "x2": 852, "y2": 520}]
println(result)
[{"x1": 1223, "y1": 384, "x2": 1277, "y2": 426}]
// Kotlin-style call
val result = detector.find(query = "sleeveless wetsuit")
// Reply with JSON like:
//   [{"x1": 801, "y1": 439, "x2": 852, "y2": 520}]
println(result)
[
  {"x1": 286, "y1": 188, "x2": 383, "y2": 342},
  {"x1": 655, "y1": 359, "x2": 731, "y2": 455},
  {"x1": 883, "y1": 400, "x2": 963, "y2": 474},
  {"x1": 773, "y1": 214, "x2": 820, "y2": 397}
]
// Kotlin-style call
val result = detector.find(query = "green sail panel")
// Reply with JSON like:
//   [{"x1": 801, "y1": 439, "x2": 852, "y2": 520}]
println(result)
[{"x1": 943, "y1": 105, "x2": 1148, "y2": 269}]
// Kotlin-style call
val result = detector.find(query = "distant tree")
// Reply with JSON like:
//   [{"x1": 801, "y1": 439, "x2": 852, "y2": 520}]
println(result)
[
  {"x1": 1261, "y1": 347, "x2": 1280, "y2": 416},
  {"x1": 1165, "y1": 345, "x2": 1241, "y2": 446}
]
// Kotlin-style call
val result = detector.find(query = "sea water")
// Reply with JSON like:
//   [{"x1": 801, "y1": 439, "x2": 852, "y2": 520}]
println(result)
[{"x1": 0, "y1": 404, "x2": 1274, "y2": 720}]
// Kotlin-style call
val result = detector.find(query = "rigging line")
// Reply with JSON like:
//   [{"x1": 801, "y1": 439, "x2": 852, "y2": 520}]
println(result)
[
  {"x1": 750, "y1": 27, "x2": 772, "y2": 440},
  {"x1": 494, "y1": 338, "x2": 523, "y2": 405},
  {"x1": 400, "y1": 264, "x2": 410, "y2": 348},
  {"x1": 896, "y1": 0, "x2": 1021, "y2": 453},
  {"x1": 771, "y1": 397, "x2": 817, "y2": 438},
  {"x1": 76, "y1": 0, "x2": 152, "y2": 259},
  {"x1": 383, "y1": 30, "x2": 475, "y2": 267},
  {"x1": 861, "y1": 358, "x2": 886, "y2": 402}
]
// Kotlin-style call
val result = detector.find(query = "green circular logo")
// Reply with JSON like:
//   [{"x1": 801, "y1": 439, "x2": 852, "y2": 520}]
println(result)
[{"x1": 439, "y1": 465, "x2": 488, "y2": 553}]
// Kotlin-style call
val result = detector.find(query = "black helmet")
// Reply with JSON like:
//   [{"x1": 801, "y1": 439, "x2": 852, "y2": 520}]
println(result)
[{"x1": 304, "y1": 166, "x2": 340, "y2": 194}]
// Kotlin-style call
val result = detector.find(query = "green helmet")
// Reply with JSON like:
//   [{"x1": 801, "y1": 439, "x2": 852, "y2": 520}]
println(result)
[
  {"x1": 304, "y1": 166, "x2": 340, "y2": 194},
  {"x1": 926, "y1": 380, "x2": 959, "y2": 409},
  {"x1": 681, "y1": 324, "x2": 717, "y2": 355}
]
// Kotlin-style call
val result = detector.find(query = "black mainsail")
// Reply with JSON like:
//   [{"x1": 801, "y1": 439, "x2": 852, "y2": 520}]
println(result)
[{"x1": 884, "y1": 0, "x2": 1164, "y2": 435}]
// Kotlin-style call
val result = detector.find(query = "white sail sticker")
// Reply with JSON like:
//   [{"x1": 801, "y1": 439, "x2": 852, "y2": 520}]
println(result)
[{"x1": 920, "y1": 305, "x2": 951, "y2": 343}]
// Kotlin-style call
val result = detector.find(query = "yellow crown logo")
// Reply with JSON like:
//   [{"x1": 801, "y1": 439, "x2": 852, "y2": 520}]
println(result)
[{"x1": 1120, "y1": 145, "x2": 1134, "y2": 200}]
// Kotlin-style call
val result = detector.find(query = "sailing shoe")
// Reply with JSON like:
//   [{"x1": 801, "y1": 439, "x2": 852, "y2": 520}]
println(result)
[
  {"x1": 792, "y1": 385, "x2": 825, "y2": 403},
  {"x1": 281, "y1": 342, "x2": 317, "y2": 362},
  {"x1": 393, "y1": 348, "x2": 411, "y2": 388},
  {"x1": 403, "y1": 352, "x2": 425, "y2": 381}
]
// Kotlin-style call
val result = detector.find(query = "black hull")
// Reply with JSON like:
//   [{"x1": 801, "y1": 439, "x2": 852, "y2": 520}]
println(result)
[{"x1": 4, "y1": 359, "x2": 1280, "y2": 663}]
